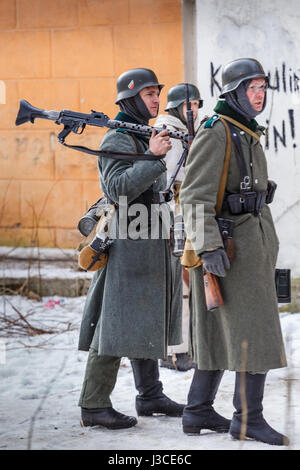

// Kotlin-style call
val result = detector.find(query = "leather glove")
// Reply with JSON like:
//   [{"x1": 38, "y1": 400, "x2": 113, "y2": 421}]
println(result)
[{"x1": 201, "y1": 248, "x2": 230, "y2": 277}]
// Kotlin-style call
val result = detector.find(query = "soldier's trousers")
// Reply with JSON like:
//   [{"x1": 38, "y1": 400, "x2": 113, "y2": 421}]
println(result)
[{"x1": 78, "y1": 348, "x2": 121, "y2": 408}]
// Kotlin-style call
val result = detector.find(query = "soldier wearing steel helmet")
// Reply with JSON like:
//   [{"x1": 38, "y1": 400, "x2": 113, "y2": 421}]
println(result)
[
  {"x1": 180, "y1": 58, "x2": 288, "y2": 445},
  {"x1": 154, "y1": 83, "x2": 203, "y2": 372},
  {"x1": 77, "y1": 68, "x2": 184, "y2": 430}
]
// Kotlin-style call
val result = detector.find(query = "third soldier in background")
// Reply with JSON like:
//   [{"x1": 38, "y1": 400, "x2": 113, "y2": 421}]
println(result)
[{"x1": 155, "y1": 83, "x2": 203, "y2": 371}]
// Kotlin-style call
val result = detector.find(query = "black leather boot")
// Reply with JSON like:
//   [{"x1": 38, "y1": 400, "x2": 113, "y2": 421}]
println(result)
[
  {"x1": 182, "y1": 369, "x2": 231, "y2": 434},
  {"x1": 230, "y1": 372, "x2": 289, "y2": 445},
  {"x1": 81, "y1": 407, "x2": 137, "y2": 429},
  {"x1": 131, "y1": 359, "x2": 185, "y2": 417}
]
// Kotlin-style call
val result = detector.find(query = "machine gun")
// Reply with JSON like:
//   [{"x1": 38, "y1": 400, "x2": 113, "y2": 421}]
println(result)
[
  {"x1": 15, "y1": 100, "x2": 191, "y2": 272},
  {"x1": 15, "y1": 100, "x2": 189, "y2": 160}
]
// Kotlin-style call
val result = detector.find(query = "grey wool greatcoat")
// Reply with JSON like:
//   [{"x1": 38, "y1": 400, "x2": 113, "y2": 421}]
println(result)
[
  {"x1": 179, "y1": 110, "x2": 287, "y2": 372},
  {"x1": 78, "y1": 124, "x2": 182, "y2": 360}
]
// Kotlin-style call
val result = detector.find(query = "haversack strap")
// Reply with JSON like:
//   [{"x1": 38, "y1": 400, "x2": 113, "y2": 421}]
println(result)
[{"x1": 215, "y1": 117, "x2": 232, "y2": 216}]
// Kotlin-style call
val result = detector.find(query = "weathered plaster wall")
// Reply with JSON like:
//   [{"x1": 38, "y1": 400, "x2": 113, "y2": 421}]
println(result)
[
  {"x1": 194, "y1": 0, "x2": 300, "y2": 275},
  {"x1": 0, "y1": 0, "x2": 184, "y2": 248}
]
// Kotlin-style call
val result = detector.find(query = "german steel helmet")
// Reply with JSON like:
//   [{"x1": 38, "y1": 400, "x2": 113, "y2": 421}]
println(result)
[
  {"x1": 220, "y1": 58, "x2": 268, "y2": 97},
  {"x1": 115, "y1": 68, "x2": 164, "y2": 104},
  {"x1": 164, "y1": 83, "x2": 203, "y2": 110}
]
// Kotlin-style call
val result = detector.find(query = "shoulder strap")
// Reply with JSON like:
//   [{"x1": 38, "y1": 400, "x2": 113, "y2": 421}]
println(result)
[
  {"x1": 215, "y1": 117, "x2": 232, "y2": 216},
  {"x1": 227, "y1": 122, "x2": 250, "y2": 190}
]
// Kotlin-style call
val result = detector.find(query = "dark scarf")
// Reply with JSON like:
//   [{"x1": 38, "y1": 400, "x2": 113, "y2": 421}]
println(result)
[
  {"x1": 224, "y1": 79, "x2": 267, "y2": 121},
  {"x1": 118, "y1": 94, "x2": 154, "y2": 125},
  {"x1": 214, "y1": 100, "x2": 259, "y2": 132}
]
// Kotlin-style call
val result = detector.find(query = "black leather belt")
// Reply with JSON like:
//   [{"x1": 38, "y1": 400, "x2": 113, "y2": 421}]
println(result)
[{"x1": 127, "y1": 188, "x2": 168, "y2": 208}]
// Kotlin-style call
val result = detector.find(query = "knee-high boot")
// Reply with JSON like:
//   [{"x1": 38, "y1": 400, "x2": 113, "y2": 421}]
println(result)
[
  {"x1": 131, "y1": 359, "x2": 185, "y2": 417},
  {"x1": 182, "y1": 369, "x2": 231, "y2": 434},
  {"x1": 229, "y1": 372, "x2": 289, "y2": 445}
]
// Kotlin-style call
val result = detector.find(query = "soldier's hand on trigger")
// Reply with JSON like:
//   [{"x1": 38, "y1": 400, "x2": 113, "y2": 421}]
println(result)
[{"x1": 149, "y1": 129, "x2": 172, "y2": 156}]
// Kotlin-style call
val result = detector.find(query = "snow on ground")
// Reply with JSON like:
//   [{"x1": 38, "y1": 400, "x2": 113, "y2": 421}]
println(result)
[{"x1": 0, "y1": 294, "x2": 299, "y2": 451}]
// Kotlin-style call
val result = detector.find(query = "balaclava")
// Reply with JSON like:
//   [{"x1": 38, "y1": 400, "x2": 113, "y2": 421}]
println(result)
[
  {"x1": 119, "y1": 94, "x2": 157, "y2": 125},
  {"x1": 225, "y1": 79, "x2": 267, "y2": 120},
  {"x1": 168, "y1": 103, "x2": 187, "y2": 126}
]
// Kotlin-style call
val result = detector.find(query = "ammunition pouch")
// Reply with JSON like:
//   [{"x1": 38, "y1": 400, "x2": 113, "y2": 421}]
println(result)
[
  {"x1": 222, "y1": 180, "x2": 276, "y2": 215},
  {"x1": 224, "y1": 122, "x2": 277, "y2": 216},
  {"x1": 223, "y1": 190, "x2": 267, "y2": 215}
]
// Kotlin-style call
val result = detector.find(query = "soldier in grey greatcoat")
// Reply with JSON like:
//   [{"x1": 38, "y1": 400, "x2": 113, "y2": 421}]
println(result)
[
  {"x1": 180, "y1": 58, "x2": 288, "y2": 445},
  {"x1": 77, "y1": 68, "x2": 184, "y2": 430}
]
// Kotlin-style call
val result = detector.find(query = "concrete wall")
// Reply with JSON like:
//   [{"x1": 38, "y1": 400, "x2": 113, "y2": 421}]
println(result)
[
  {"x1": 0, "y1": 0, "x2": 184, "y2": 248},
  {"x1": 192, "y1": 0, "x2": 300, "y2": 275}
]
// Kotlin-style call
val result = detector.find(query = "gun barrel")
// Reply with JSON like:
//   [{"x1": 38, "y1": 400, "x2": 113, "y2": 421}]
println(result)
[
  {"x1": 15, "y1": 100, "x2": 60, "y2": 126},
  {"x1": 107, "y1": 119, "x2": 188, "y2": 143}
]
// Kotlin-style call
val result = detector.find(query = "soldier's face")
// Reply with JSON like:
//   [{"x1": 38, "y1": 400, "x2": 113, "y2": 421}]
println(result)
[
  {"x1": 139, "y1": 86, "x2": 160, "y2": 117},
  {"x1": 182, "y1": 100, "x2": 200, "y2": 121},
  {"x1": 246, "y1": 78, "x2": 266, "y2": 112}
]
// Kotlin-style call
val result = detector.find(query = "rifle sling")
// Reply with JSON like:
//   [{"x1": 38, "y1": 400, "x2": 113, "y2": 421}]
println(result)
[{"x1": 60, "y1": 141, "x2": 164, "y2": 161}]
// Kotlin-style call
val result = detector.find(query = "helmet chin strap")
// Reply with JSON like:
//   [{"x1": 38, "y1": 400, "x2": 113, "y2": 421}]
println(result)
[{"x1": 119, "y1": 94, "x2": 157, "y2": 125}]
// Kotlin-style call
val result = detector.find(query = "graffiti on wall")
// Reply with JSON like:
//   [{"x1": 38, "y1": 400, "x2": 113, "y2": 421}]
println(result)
[{"x1": 210, "y1": 62, "x2": 299, "y2": 152}]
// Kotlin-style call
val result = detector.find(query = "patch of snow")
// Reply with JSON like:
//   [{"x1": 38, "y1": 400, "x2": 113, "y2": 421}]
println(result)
[{"x1": 0, "y1": 295, "x2": 299, "y2": 450}]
